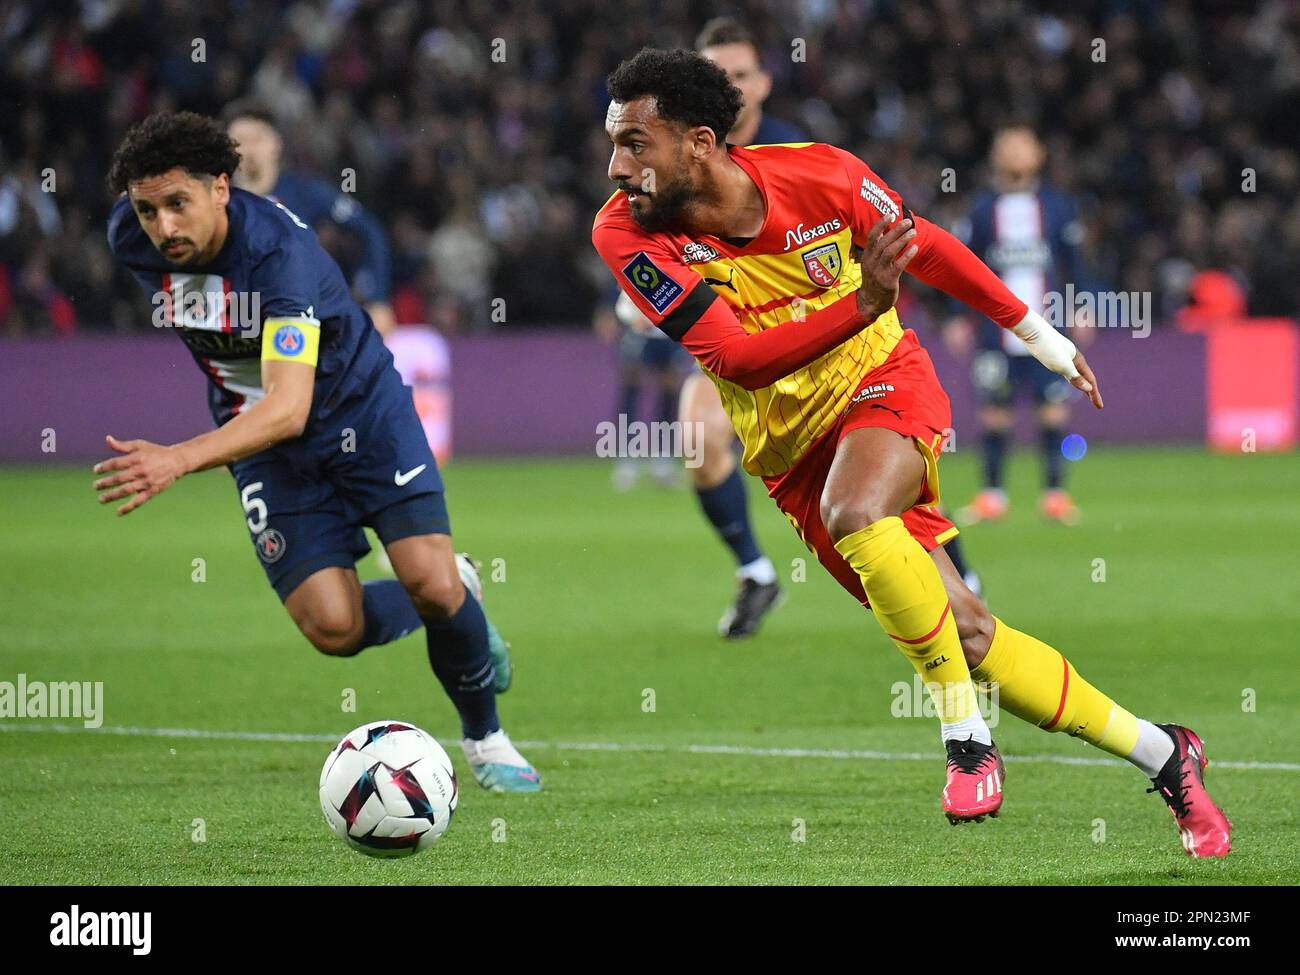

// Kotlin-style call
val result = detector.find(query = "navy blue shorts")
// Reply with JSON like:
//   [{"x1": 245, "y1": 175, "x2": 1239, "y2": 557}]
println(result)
[
  {"x1": 972, "y1": 350, "x2": 1071, "y2": 407},
  {"x1": 229, "y1": 366, "x2": 449, "y2": 601}
]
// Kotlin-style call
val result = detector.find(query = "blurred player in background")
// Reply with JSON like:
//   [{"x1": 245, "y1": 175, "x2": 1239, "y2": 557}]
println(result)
[
  {"x1": 674, "y1": 17, "x2": 807, "y2": 639},
  {"x1": 594, "y1": 287, "x2": 690, "y2": 490},
  {"x1": 593, "y1": 51, "x2": 1230, "y2": 855},
  {"x1": 946, "y1": 127, "x2": 1093, "y2": 526},
  {"x1": 224, "y1": 102, "x2": 397, "y2": 338},
  {"x1": 97, "y1": 112, "x2": 541, "y2": 793}
]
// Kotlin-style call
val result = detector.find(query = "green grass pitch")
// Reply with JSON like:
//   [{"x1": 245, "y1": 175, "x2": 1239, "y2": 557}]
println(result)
[{"x1": 1, "y1": 447, "x2": 1296, "y2": 885}]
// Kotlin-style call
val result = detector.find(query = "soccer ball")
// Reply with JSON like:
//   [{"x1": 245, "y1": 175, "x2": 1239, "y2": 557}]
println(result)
[{"x1": 319, "y1": 720, "x2": 458, "y2": 857}]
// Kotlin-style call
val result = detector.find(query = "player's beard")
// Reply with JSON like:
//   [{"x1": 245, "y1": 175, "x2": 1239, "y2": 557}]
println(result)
[
  {"x1": 628, "y1": 155, "x2": 700, "y2": 234},
  {"x1": 159, "y1": 238, "x2": 200, "y2": 267}
]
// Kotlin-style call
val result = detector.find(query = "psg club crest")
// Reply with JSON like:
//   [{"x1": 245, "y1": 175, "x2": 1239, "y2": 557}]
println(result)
[
  {"x1": 802, "y1": 242, "x2": 842, "y2": 288},
  {"x1": 256, "y1": 528, "x2": 287, "y2": 564},
  {"x1": 273, "y1": 325, "x2": 304, "y2": 356}
]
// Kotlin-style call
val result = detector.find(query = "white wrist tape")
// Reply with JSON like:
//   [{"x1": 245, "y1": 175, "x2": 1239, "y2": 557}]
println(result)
[{"x1": 1011, "y1": 310, "x2": 1079, "y2": 380}]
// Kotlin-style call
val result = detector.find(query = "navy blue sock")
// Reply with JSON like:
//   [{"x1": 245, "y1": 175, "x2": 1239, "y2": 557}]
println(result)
[
  {"x1": 1041, "y1": 426, "x2": 1065, "y2": 490},
  {"x1": 695, "y1": 465, "x2": 763, "y2": 567},
  {"x1": 424, "y1": 588, "x2": 500, "y2": 740},
  {"x1": 944, "y1": 532, "x2": 972, "y2": 579},
  {"x1": 358, "y1": 579, "x2": 424, "y2": 652},
  {"x1": 657, "y1": 384, "x2": 677, "y2": 424},
  {"x1": 982, "y1": 430, "x2": 1007, "y2": 489},
  {"x1": 618, "y1": 382, "x2": 639, "y2": 422}
]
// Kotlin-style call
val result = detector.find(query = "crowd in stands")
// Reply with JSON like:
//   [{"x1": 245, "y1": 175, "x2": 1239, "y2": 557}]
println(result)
[{"x1": 2, "y1": 0, "x2": 1296, "y2": 334}]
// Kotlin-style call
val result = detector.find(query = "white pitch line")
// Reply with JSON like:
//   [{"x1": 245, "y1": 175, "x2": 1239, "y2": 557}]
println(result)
[{"x1": 1, "y1": 722, "x2": 1297, "y2": 772}]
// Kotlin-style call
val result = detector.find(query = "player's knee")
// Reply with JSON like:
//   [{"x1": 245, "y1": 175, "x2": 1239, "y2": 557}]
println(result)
[
  {"x1": 300, "y1": 609, "x2": 364, "y2": 657},
  {"x1": 691, "y1": 431, "x2": 735, "y2": 488},
  {"x1": 404, "y1": 571, "x2": 465, "y2": 620},
  {"x1": 952, "y1": 591, "x2": 995, "y2": 669},
  {"x1": 980, "y1": 407, "x2": 1012, "y2": 432},
  {"x1": 821, "y1": 493, "x2": 895, "y2": 543}
]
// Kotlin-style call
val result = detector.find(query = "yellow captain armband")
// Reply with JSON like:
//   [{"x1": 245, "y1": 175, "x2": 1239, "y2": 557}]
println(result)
[{"x1": 262, "y1": 317, "x2": 321, "y2": 365}]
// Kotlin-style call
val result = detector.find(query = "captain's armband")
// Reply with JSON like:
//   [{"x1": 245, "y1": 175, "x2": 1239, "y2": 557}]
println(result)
[{"x1": 261, "y1": 317, "x2": 321, "y2": 365}]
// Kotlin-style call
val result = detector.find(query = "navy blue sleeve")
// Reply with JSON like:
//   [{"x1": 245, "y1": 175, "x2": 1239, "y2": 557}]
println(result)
[
  {"x1": 300, "y1": 176, "x2": 393, "y2": 303},
  {"x1": 251, "y1": 233, "x2": 325, "y2": 325}
]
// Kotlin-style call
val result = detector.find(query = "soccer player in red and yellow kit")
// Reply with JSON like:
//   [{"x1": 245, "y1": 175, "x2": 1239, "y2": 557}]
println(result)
[{"x1": 592, "y1": 48, "x2": 1231, "y2": 856}]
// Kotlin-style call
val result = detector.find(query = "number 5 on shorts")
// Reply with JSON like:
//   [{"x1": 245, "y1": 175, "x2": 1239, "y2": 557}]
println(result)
[{"x1": 241, "y1": 481, "x2": 268, "y2": 534}]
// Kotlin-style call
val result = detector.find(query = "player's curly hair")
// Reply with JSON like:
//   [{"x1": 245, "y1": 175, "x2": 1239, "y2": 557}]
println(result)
[
  {"x1": 606, "y1": 48, "x2": 743, "y2": 141},
  {"x1": 108, "y1": 111, "x2": 242, "y2": 194}
]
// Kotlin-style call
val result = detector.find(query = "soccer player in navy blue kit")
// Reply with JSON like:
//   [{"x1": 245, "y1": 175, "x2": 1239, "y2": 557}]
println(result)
[
  {"x1": 946, "y1": 127, "x2": 1093, "y2": 526},
  {"x1": 680, "y1": 17, "x2": 805, "y2": 638},
  {"x1": 95, "y1": 112, "x2": 541, "y2": 792}
]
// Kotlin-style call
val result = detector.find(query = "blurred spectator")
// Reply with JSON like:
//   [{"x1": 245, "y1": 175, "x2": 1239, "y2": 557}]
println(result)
[{"x1": 1, "y1": 0, "x2": 1298, "y2": 335}]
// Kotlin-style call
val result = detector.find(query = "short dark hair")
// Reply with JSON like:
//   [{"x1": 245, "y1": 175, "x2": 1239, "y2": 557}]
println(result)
[
  {"x1": 606, "y1": 48, "x2": 743, "y2": 141},
  {"x1": 108, "y1": 111, "x2": 242, "y2": 194},
  {"x1": 221, "y1": 98, "x2": 279, "y2": 131},
  {"x1": 695, "y1": 16, "x2": 758, "y2": 53}
]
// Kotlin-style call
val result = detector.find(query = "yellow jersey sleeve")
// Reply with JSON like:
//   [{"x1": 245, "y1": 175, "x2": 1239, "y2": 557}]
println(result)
[{"x1": 261, "y1": 317, "x2": 321, "y2": 366}]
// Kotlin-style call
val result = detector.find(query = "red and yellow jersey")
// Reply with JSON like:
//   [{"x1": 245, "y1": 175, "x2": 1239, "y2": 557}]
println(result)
[{"x1": 594, "y1": 143, "x2": 914, "y2": 476}]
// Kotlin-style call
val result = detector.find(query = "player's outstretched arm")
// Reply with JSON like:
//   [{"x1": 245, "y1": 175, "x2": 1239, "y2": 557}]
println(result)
[
  {"x1": 169, "y1": 357, "x2": 316, "y2": 474},
  {"x1": 93, "y1": 337, "x2": 317, "y2": 516},
  {"x1": 904, "y1": 215, "x2": 1103, "y2": 408}
]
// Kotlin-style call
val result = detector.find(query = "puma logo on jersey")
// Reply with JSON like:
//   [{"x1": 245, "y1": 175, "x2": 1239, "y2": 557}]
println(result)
[
  {"x1": 394, "y1": 465, "x2": 427, "y2": 486},
  {"x1": 703, "y1": 268, "x2": 737, "y2": 292},
  {"x1": 783, "y1": 217, "x2": 843, "y2": 252}
]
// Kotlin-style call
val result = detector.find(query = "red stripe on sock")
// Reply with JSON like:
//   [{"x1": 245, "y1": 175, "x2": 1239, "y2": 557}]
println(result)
[
  {"x1": 887, "y1": 602, "x2": 952, "y2": 645},
  {"x1": 1044, "y1": 655, "x2": 1070, "y2": 730}
]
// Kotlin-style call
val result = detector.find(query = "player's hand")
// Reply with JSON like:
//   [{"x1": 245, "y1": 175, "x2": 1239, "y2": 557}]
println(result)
[
  {"x1": 856, "y1": 216, "x2": 918, "y2": 323},
  {"x1": 1071, "y1": 351, "x2": 1103, "y2": 409},
  {"x1": 92, "y1": 435, "x2": 189, "y2": 516}
]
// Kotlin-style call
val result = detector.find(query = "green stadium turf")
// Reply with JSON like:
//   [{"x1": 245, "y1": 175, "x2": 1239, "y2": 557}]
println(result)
[{"x1": 1, "y1": 447, "x2": 1296, "y2": 885}]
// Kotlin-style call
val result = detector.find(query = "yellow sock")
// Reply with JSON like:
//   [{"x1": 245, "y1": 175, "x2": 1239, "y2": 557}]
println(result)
[
  {"x1": 834, "y1": 517, "x2": 979, "y2": 723},
  {"x1": 972, "y1": 617, "x2": 1139, "y2": 757}
]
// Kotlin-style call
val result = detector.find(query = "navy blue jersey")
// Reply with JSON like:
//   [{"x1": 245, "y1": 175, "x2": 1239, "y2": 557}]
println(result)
[
  {"x1": 953, "y1": 184, "x2": 1086, "y2": 355},
  {"x1": 108, "y1": 187, "x2": 393, "y2": 427},
  {"x1": 267, "y1": 171, "x2": 392, "y2": 302},
  {"x1": 750, "y1": 114, "x2": 807, "y2": 145}
]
